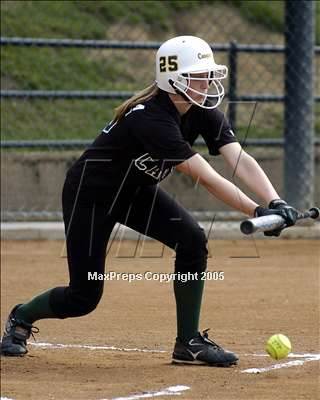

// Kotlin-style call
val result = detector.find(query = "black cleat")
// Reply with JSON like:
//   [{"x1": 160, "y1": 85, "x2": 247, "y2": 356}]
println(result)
[
  {"x1": 0, "y1": 304, "x2": 39, "y2": 357},
  {"x1": 172, "y1": 329, "x2": 238, "y2": 367}
]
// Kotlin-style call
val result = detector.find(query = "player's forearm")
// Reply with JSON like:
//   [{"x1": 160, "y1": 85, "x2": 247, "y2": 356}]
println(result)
[
  {"x1": 203, "y1": 175, "x2": 258, "y2": 216},
  {"x1": 232, "y1": 152, "x2": 280, "y2": 205},
  {"x1": 176, "y1": 154, "x2": 258, "y2": 216}
]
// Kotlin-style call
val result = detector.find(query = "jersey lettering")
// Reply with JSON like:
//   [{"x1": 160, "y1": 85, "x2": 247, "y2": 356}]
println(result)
[
  {"x1": 135, "y1": 153, "x2": 153, "y2": 171},
  {"x1": 134, "y1": 153, "x2": 172, "y2": 180}
]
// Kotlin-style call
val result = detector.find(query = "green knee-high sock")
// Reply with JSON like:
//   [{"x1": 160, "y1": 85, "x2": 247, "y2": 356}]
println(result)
[
  {"x1": 14, "y1": 289, "x2": 57, "y2": 324},
  {"x1": 174, "y1": 276, "x2": 205, "y2": 343}
]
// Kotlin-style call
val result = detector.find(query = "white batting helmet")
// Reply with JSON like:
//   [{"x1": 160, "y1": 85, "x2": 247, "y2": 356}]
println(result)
[{"x1": 156, "y1": 36, "x2": 228, "y2": 109}]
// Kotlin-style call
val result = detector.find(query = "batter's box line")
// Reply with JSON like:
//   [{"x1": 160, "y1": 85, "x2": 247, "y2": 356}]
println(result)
[
  {"x1": 243, "y1": 352, "x2": 320, "y2": 358},
  {"x1": 101, "y1": 385, "x2": 190, "y2": 400},
  {"x1": 29, "y1": 341, "x2": 167, "y2": 353},
  {"x1": 241, "y1": 352, "x2": 320, "y2": 374},
  {"x1": 0, "y1": 386, "x2": 191, "y2": 400}
]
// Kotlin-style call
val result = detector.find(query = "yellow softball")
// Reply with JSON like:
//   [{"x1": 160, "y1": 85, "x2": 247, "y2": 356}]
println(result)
[{"x1": 265, "y1": 334, "x2": 292, "y2": 360}]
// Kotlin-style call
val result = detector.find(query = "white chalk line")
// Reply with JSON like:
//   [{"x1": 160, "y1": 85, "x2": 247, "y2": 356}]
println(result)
[
  {"x1": 29, "y1": 341, "x2": 166, "y2": 353},
  {"x1": 244, "y1": 352, "x2": 320, "y2": 358},
  {"x1": 0, "y1": 386, "x2": 191, "y2": 400},
  {"x1": 100, "y1": 385, "x2": 190, "y2": 400},
  {"x1": 241, "y1": 353, "x2": 320, "y2": 374}
]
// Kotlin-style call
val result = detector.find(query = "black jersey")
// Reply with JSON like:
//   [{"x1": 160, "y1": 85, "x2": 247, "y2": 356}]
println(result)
[{"x1": 66, "y1": 90, "x2": 237, "y2": 195}]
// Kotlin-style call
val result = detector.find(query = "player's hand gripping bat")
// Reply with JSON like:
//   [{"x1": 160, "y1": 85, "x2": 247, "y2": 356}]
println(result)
[{"x1": 240, "y1": 207, "x2": 320, "y2": 235}]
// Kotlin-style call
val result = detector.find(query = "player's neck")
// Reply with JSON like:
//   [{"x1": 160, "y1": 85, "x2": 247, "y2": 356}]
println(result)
[{"x1": 168, "y1": 93, "x2": 192, "y2": 115}]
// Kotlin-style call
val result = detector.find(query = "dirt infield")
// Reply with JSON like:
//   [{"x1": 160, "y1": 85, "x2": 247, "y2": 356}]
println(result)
[{"x1": 1, "y1": 239, "x2": 319, "y2": 400}]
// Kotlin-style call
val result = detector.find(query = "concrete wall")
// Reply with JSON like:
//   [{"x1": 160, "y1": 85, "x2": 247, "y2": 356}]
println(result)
[{"x1": 2, "y1": 148, "x2": 319, "y2": 217}]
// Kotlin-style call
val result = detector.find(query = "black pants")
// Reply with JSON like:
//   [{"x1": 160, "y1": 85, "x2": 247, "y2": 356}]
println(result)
[{"x1": 49, "y1": 183, "x2": 208, "y2": 318}]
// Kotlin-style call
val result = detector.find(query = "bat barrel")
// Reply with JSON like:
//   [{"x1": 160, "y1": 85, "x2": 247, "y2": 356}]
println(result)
[{"x1": 240, "y1": 215, "x2": 285, "y2": 235}]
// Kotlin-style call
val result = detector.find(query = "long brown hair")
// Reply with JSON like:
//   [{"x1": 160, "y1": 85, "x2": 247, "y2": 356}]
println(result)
[{"x1": 113, "y1": 82, "x2": 159, "y2": 122}]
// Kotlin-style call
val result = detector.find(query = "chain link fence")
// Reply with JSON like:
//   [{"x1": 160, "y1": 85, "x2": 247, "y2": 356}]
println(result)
[{"x1": 1, "y1": 0, "x2": 319, "y2": 221}]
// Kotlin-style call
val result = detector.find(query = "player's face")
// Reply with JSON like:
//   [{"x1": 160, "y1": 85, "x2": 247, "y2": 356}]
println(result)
[{"x1": 185, "y1": 72, "x2": 210, "y2": 102}]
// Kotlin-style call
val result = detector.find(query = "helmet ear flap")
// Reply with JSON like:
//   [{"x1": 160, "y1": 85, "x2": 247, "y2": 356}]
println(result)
[
  {"x1": 174, "y1": 73, "x2": 189, "y2": 92},
  {"x1": 168, "y1": 78, "x2": 191, "y2": 103},
  {"x1": 169, "y1": 74, "x2": 189, "y2": 94}
]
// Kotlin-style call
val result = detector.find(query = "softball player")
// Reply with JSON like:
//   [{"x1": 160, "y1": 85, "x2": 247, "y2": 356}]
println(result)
[{"x1": 1, "y1": 36, "x2": 298, "y2": 366}]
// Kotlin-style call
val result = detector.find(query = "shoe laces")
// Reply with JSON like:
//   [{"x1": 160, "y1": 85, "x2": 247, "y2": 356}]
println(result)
[
  {"x1": 12, "y1": 317, "x2": 39, "y2": 341},
  {"x1": 30, "y1": 325, "x2": 40, "y2": 341},
  {"x1": 201, "y1": 328, "x2": 223, "y2": 351}
]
